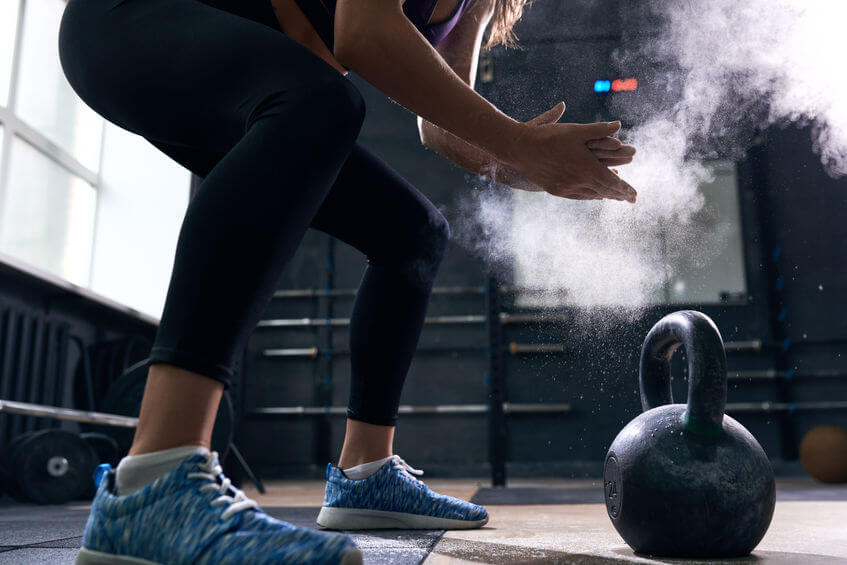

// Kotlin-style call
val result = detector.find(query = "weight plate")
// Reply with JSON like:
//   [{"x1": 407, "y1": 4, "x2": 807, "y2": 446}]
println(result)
[
  {"x1": 12, "y1": 429, "x2": 97, "y2": 504},
  {"x1": 2, "y1": 431, "x2": 37, "y2": 502},
  {"x1": 98, "y1": 359, "x2": 149, "y2": 452},
  {"x1": 79, "y1": 432, "x2": 120, "y2": 499},
  {"x1": 100, "y1": 360, "x2": 234, "y2": 461},
  {"x1": 80, "y1": 432, "x2": 120, "y2": 467}
]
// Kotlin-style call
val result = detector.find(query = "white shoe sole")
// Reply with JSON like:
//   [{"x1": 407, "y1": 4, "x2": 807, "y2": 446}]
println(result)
[
  {"x1": 76, "y1": 548, "x2": 156, "y2": 564},
  {"x1": 76, "y1": 546, "x2": 363, "y2": 565},
  {"x1": 316, "y1": 506, "x2": 489, "y2": 530}
]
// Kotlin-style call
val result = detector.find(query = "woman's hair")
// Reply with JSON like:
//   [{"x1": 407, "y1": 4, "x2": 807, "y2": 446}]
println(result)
[{"x1": 484, "y1": 0, "x2": 529, "y2": 50}]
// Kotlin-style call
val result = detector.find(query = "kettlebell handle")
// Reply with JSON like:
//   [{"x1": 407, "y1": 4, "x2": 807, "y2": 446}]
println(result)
[{"x1": 639, "y1": 310, "x2": 728, "y2": 434}]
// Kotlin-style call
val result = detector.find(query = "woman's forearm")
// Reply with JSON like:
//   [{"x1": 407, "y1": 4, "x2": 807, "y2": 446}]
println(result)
[
  {"x1": 334, "y1": 0, "x2": 526, "y2": 165},
  {"x1": 419, "y1": 118, "x2": 541, "y2": 190},
  {"x1": 418, "y1": 118, "x2": 495, "y2": 174}
]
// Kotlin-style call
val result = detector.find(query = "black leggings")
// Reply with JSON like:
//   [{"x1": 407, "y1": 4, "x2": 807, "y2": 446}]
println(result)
[{"x1": 58, "y1": 0, "x2": 449, "y2": 427}]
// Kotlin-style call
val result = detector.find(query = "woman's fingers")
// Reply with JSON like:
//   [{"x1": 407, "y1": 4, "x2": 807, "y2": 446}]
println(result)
[
  {"x1": 568, "y1": 190, "x2": 607, "y2": 201},
  {"x1": 586, "y1": 137, "x2": 623, "y2": 150},
  {"x1": 576, "y1": 120, "x2": 622, "y2": 140},
  {"x1": 597, "y1": 156, "x2": 634, "y2": 166},
  {"x1": 588, "y1": 140, "x2": 636, "y2": 167},
  {"x1": 592, "y1": 161, "x2": 637, "y2": 202},
  {"x1": 589, "y1": 145, "x2": 635, "y2": 158},
  {"x1": 526, "y1": 101, "x2": 566, "y2": 126}
]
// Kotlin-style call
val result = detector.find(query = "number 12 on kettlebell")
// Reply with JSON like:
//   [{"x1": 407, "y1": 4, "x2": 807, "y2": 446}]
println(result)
[{"x1": 604, "y1": 310, "x2": 775, "y2": 558}]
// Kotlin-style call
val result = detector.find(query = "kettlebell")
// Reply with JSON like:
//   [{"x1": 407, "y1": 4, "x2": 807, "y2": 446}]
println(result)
[{"x1": 604, "y1": 310, "x2": 775, "y2": 557}]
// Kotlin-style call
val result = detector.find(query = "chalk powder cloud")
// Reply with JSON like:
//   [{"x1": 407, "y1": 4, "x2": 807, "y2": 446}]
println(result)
[{"x1": 461, "y1": 0, "x2": 847, "y2": 311}]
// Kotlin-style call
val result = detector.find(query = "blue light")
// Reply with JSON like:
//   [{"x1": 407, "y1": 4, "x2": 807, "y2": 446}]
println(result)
[{"x1": 594, "y1": 80, "x2": 611, "y2": 93}]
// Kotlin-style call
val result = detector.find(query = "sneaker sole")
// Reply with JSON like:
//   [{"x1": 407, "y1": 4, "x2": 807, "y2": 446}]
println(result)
[
  {"x1": 76, "y1": 546, "x2": 363, "y2": 565},
  {"x1": 76, "y1": 548, "x2": 156, "y2": 564},
  {"x1": 317, "y1": 506, "x2": 489, "y2": 530}
]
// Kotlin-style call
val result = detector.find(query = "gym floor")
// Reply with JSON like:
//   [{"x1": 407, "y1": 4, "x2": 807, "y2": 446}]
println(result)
[{"x1": 1, "y1": 478, "x2": 845, "y2": 564}]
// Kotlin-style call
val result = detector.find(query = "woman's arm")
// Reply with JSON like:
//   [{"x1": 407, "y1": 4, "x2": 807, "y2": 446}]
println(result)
[
  {"x1": 334, "y1": 0, "x2": 521, "y2": 164},
  {"x1": 334, "y1": 0, "x2": 637, "y2": 202},
  {"x1": 415, "y1": 0, "x2": 509, "y2": 180},
  {"x1": 417, "y1": 0, "x2": 635, "y2": 193}
]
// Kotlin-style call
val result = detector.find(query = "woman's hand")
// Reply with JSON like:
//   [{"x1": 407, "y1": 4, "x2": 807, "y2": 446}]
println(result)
[
  {"x1": 488, "y1": 161, "x2": 625, "y2": 199},
  {"x1": 505, "y1": 102, "x2": 637, "y2": 201}
]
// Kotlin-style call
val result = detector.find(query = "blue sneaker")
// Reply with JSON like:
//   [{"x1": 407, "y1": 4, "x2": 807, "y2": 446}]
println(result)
[
  {"x1": 316, "y1": 455, "x2": 488, "y2": 530},
  {"x1": 76, "y1": 450, "x2": 362, "y2": 564}
]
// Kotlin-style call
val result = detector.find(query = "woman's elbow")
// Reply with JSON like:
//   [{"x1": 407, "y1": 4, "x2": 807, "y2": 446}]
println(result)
[{"x1": 418, "y1": 119, "x2": 436, "y2": 148}]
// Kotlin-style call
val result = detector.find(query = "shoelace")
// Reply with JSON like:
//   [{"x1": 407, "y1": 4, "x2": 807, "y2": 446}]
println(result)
[
  {"x1": 187, "y1": 451, "x2": 259, "y2": 520},
  {"x1": 390, "y1": 455, "x2": 424, "y2": 483}
]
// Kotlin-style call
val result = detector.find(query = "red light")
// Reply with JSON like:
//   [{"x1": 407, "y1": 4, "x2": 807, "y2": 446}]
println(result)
[{"x1": 611, "y1": 78, "x2": 638, "y2": 92}]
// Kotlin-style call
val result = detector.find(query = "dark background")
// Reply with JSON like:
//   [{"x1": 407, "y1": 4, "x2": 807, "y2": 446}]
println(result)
[{"x1": 1, "y1": 0, "x2": 845, "y2": 485}]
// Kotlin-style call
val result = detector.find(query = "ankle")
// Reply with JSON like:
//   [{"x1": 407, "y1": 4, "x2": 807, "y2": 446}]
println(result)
[
  {"x1": 337, "y1": 418, "x2": 395, "y2": 469},
  {"x1": 128, "y1": 364, "x2": 222, "y2": 457},
  {"x1": 338, "y1": 452, "x2": 392, "y2": 469},
  {"x1": 129, "y1": 439, "x2": 210, "y2": 457}
]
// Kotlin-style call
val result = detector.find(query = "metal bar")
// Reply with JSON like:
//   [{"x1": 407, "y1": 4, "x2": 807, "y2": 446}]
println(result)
[
  {"x1": 251, "y1": 399, "x2": 847, "y2": 417},
  {"x1": 257, "y1": 318, "x2": 349, "y2": 328},
  {"x1": 508, "y1": 342, "x2": 565, "y2": 354},
  {"x1": 726, "y1": 401, "x2": 847, "y2": 414},
  {"x1": 315, "y1": 235, "x2": 334, "y2": 467},
  {"x1": 499, "y1": 313, "x2": 570, "y2": 325},
  {"x1": 486, "y1": 274, "x2": 507, "y2": 487},
  {"x1": 723, "y1": 339, "x2": 764, "y2": 352},
  {"x1": 270, "y1": 284, "x2": 638, "y2": 299},
  {"x1": 272, "y1": 285, "x2": 486, "y2": 298},
  {"x1": 249, "y1": 402, "x2": 572, "y2": 417},
  {"x1": 265, "y1": 347, "x2": 320, "y2": 358},
  {"x1": 262, "y1": 346, "x2": 485, "y2": 358},
  {"x1": 257, "y1": 314, "x2": 486, "y2": 328},
  {"x1": 729, "y1": 369, "x2": 847, "y2": 380},
  {"x1": 787, "y1": 339, "x2": 847, "y2": 347},
  {"x1": 256, "y1": 313, "x2": 588, "y2": 328},
  {"x1": 504, "y1": 402, "x2": 572, "y2": 414},
  {"x1": 0, "y1": 399, "x2": 138, "y2": 428},
  {"x1": 262, "y1": 342, "x2": 566, "y2": 358},
  {"x1": 722, "y1": 339, "x2": 847, "y2": 353}
]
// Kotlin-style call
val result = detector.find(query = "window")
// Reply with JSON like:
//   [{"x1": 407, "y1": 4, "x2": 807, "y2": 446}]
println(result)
[
  {"x1": 0, "y1": 0, "x2": 190, "y2": 319},
  {"x1": 0, "y1": 137, "x2": 96, "y2": 286},
  {"x1": 511, "y1": 160, "x2": 747, "y2": 308},
  {"x1": 16, "y1": 0, "x2": 103, "y2": 170},
  {"x1": 664, "y1": 160, "x2": 747, "y2": 304},
  {"x1": 0, "y1": 0, "x2": 19, "y2": 107}
]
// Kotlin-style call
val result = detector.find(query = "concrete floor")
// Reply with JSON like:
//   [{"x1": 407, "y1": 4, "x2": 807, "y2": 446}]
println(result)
[{"x1": 0, "y1": 478, "x2": 845, "y2": 564}]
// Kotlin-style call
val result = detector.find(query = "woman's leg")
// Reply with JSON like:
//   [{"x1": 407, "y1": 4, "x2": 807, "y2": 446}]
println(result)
[
  {"x1": 59, "y1": 0, "x2": 365, "y2": 560},
  {"x1": 309, "y1": 155, "x2": 488, "y2": 531},
  {"x1": 59, "y1": 0, "x2": 364, "y2": 456},
  {"x1": 309, "y1": 144, "x2": 450, "y2": 467}
]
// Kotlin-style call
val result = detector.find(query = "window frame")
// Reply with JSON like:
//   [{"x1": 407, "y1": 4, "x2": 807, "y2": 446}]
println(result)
[{"x1": 0, "y1": 0, "x2": 105, "y2": 286}]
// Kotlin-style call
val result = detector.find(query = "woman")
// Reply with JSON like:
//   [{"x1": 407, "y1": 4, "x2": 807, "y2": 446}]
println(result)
[{"x1": 58, "y1": 0, "x2": 637, "y2": 562}]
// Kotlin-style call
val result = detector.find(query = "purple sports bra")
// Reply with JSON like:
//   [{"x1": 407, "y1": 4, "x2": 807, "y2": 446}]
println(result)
[{"x1": 293, "y1": 0, "x2": 477, "y2": 52}]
